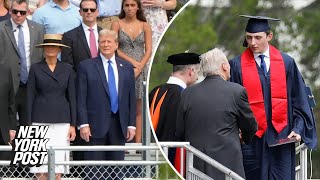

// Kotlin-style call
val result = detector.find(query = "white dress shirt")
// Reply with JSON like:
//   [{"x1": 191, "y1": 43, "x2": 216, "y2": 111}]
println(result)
[
  {"x1": 82, "y1": 23, "x2": 99, "y2": 50},
  {"x1": 254, "y1": 46, "x2": 270, "y2": 72},
  {"x1": 11, "y1": 19, "x2": 31, "y2": 72}
]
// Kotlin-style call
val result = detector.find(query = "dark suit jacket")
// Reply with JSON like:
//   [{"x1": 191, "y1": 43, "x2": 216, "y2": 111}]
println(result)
[
  {"x1": 77, "y1": 56, "x2": 136, "y2": 139},
  {"x1": 0, "y1": 64, "x2": 16, "y2": 143},
  {"x1": 0, "y1": 19, "x2": 44, "y2": 93},
  {"x1": 61, "y1": 25, "x2": 102, "y2": 71},
  {"x1": 27, "y1": 61, "x2": 76, "y2": 125},
  {"x1": 176, "y1": 75, "x2": 257, "y2": 179}
]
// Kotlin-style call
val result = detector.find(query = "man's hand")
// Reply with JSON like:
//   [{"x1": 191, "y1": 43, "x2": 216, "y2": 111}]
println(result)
[
  {"x1": 239, "y1": 131, "x2": 244, "y2": 144},
  {"x1": 127, "y1": 128, "x2": 136, "y2": 142},
  {"x1": 8, "y1": 130, "x2": 16, "y2": 144},
  {"x1": 68, "y1": 126, "x2": 76, "y2": 141},
  {"x1": 287, "y1": 131, "x2": 301, "y2": 142},
  {"x1": 80, "y1": 126, "x2": 91, "y2": 142}
]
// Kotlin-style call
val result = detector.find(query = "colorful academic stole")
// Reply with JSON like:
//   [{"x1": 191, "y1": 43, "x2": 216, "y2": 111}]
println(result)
[
  {"x1": 150, "y1": 87, "x2": 186, "y2": 176},
  {"x1": 150, "y1": 88, "x2": 168, "y2": 131},
  {"x1": 241, "y1": 45, "x2": 288, "y2": 137}
]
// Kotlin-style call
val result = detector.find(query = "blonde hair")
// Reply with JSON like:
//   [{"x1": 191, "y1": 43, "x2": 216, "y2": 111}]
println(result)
[
  {"x1": 99, "y1": 29, "x2": 118, "y2": 43},
  {"x1": 4, "y1": 0, "x2": 10, "y2": 9}
]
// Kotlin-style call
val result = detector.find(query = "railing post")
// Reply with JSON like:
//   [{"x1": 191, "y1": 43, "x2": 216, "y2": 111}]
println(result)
[
  {"x1": 225, "y1": 175, "x2": 233, "y2": 180},
  {"x1": 162, "y1": 146, "x2": 168, "y2": 157},
  {"x1": 156, "y1": 150, "x2": 159, "y2": 180},
  {"x1": 301, "y1": 144, "x2": 307, "y2": 180},
  {"x1": 142, "y1": 81, "x2": 151, "y2": 178},
  {"x1": 186, "y1": 149, "x2": 193, "y2": 180},
  {"x1": 180, "y1": 147, "x2": 184, "y2": 177},
  {"x1": 47, "y1": 146, "x2": 55, "y2": 180}
]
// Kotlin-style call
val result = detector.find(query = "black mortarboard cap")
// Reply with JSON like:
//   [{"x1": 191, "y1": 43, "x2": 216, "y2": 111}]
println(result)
[
  {"x1": 167, "y1": 53, "x2": 200, "y2": 65},
  {"x1": 240, "y1": 15, "x2": 281, "y2": 47}
]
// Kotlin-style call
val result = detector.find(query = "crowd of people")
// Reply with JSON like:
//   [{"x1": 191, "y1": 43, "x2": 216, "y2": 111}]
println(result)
[
  {"x1": 149, "y1": 16, "x2": 318, "y2": 180},
  {"x1": 0, "y1": 0, "x2": 177, "y2": 179}
]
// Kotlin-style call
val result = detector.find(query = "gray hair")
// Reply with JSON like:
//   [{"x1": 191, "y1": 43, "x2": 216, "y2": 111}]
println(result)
[
  {"x1": 99, "y1": 29, "x2": 118, "y2": 43},
  {"x1": 11, "y1": 0, "x2": 28, "y2": 9},
  {"x1": 200, "y1": 48, "x2": 228, "y2": 77}
]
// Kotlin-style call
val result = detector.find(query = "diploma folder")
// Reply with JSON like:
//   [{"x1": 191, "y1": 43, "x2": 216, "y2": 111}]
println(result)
[{"x1": 269, "y1": 137, "x2": 297, "y2": 147}]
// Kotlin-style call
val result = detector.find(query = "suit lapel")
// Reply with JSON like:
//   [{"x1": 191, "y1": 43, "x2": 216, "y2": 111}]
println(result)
[
  {"x1": 40, "y1": 61, "x2": 59, "y2": 81},
  {"x1": 94, "y1": 57, "x2": 110, "y2": 96},
  {"x1": 116, "y1": 57, "x2": 124, "y2": 102},
  {"x1": 52, "y1": 62, "x2": 64, "y2": 86},
  {"x1": 78, "y1": 26, "x2": 91, "y2": 58},
  {"x1": 4, "y1": 20, "x2": 19, "y2": 55},
  {"x1": 97, "y1": 26, "x2": 102, "y2": 55},
  {"x1": 28, "y1": 20, "x2": 36, "y2": 64}
]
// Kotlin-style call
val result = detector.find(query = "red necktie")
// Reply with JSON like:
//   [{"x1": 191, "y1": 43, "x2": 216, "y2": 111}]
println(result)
[{"x1": 89, "y1": 28, "x2": 98, "y2": 58}]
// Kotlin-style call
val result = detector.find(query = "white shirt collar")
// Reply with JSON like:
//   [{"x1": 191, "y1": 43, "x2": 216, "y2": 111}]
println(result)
[
  {"x1": 82, "y1": 23, "x2": 98, "y2": 32},
  {"x1": 253, "y1": 46, "x2": 271, "y2": 72},
  {"x1": 167, "y1": 76, "x2": 187, "y2": 89},
  {"x1": 10, "y1": 19, "x2": 28, "y2": 30},
  {"x1": 254, "y1": 46, "x2": 270, "y2": 60},
  {"x1": 100, "y1": 53, "x2": 116, "y2": 63}
]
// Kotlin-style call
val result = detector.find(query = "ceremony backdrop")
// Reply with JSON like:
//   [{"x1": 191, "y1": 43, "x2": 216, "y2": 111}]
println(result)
[{"x1": 149, "y1": 0, "x2": 320, "y2": 177}]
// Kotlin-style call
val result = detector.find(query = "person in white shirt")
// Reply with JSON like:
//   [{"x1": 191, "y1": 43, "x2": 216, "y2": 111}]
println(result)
[{"x1": 0, "y1": 0, "x2": 44, "y2": 126}]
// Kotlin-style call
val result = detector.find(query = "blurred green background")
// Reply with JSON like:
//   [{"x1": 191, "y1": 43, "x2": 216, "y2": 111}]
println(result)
[{"x1": 149, "y1": 0, "x2": 320, "y2": 178}]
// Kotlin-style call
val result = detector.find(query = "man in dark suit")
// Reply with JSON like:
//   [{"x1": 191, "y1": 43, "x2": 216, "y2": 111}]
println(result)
[
  {"x1": 176, "y1": 48, "x2": 257, "y2": 179},
  {"x1": 62, "y1": 0, "x2": 101, "y2": 71},
  {"x1": 0, "y1": 64, "x2": 16, "y2": 160},
  {"x1": 77, "y1": 29, "x2": 135, "y2": 179},
  {"x1": 0, "y1": 64, "x2": 16, "y2": 178},
  {"x1": 0, "y1": 0, "x2": 44, "y2": 126},
  {"x1": 77, "y1": 29, "x2": 136, "y2": 160},
  {"x1": 61, "y1": 0, "x2": 101, "y2": 162}
]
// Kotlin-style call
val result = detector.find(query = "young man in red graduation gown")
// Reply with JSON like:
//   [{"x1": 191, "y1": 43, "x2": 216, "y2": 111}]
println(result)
[{"x1": 229, "y1": 15, "x2": 317, "y2": 180}]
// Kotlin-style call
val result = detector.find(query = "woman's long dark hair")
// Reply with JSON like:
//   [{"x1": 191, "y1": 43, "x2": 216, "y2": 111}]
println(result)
[{"x1": 119, "y1": 0, "x2": 147, "y2": 22}]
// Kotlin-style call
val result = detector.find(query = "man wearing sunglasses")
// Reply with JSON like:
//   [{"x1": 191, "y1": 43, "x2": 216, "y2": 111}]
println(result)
[
  {"x1": 0, "y1": 0, "x2": 44, "y2": 127},
  {"x1": 62, "y1": 0, "x2": 101, "y2": 72},
  {"x1": 69, "y1": 0, "x2": 121, "y2": 29},
  {"x1": 61, "y1": 0, "x2": 101, "y2": 163}
]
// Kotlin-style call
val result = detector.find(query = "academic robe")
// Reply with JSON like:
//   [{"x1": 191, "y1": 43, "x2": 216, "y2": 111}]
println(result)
[
  {"x1": 229, "y1": 49, "x2": 318, "y2": 180},
  {"x1": 149, "y1": 84, "x2": 183, "y2": 142},
  {"x1": 149, "y1": 83, "x2": 183, "y2": 168}
]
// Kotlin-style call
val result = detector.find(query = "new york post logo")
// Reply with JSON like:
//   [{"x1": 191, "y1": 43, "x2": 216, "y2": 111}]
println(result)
[{"x1": 11, "y1": 126, "x2": 49, "y2": 166}]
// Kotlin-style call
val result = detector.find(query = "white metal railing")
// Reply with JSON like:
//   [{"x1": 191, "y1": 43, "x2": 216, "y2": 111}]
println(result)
[
  {"x1": 159, "y1": 142, "x2": 309, "y2": 180},
  {"x1": 295, "y1": 143, "x2": 308, "y2": 180},
  {"x1": 159, "y1": 142, "x2": 244, "y2": 180},
  {"x1": 185, "y1": 144, "x2": 244, "y2": 180},
  {"x1": 159, "y1": 141, "x2": 190, "y2": 177},
  {"x1": 0, "y1": 144, "x2": 177, "y2": 180}
]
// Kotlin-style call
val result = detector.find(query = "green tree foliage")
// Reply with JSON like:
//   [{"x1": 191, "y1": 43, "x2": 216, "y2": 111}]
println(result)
[
  {"x1": 149, "y1": 5, "x2": 217, "y2": 89},
  {"x1": 292, "y1": 0, "x2": 320, "y2": 117}
]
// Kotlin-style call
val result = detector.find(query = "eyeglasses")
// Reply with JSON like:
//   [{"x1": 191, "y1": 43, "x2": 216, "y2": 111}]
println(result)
[
  {"x1": 82, "y1": 8, "x2": 97, "y2": 12},
  {"x1": 11, "y1": 9, "x2": 27, "y2": 15}
]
